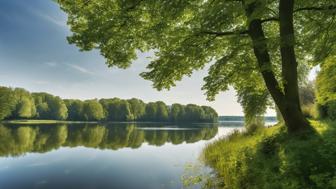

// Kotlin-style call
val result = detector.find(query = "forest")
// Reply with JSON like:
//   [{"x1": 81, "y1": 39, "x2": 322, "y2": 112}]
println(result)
[{"x1": 0, "y1": 86, "x2": 218, "y2": 123}]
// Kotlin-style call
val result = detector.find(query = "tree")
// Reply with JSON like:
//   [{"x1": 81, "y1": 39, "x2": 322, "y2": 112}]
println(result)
[
  {"x1": 100, "y1": 98, "x2": 133, "y2": 121},
  {"x1": 201, "y1": 106, "x2": 218, "y2": 123},
  {"x1": 0, "y1": 87, "x2": 16, "y2": 120},
  {"x1": 82, "y1": 99, "x2": 105, "y2": 121},
  {"x1": 127, "y1": 98, "x2": 146, "y2": 120},
  {"x1": 57, "y1": 0, "x2": 336, "y2": 132},
  {"x1": 33, "y1": 93, "x2": 50, "y2": 119},
  {"x1": 32, "y1": 93, "x2": 68, "y2": 120},
  {"x1": 48, "y1": 96, "x2": 68, "y2": 120},
  {"x1": 155, "y1": 101, "x2": 169, "y2": 122},
  {"x1": 144, "y1": 102, "x2": 157, "y2": 121},
  {"x1": 64, "y1": 99, "x2": 85, "y2": 120},
  {"x1": 170, "y1": 103, "x2": 185, "y2": 122},
  {"x1": 12, "y1": 88, "x2": 36, "y2": 119},
  {"x1": 184, "y1": 104, "x2": 205, "y2": 122}
]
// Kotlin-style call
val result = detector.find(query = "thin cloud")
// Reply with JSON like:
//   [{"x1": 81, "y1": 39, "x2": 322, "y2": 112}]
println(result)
[
  {"x1": 40, "y1": 13, "x2": 67, "y2": 28},
  {"x1": 44, "y1": 62, "x2": 57, "y2": 67},
  {"x1": 68, "y1": 64, "x2": 95, "y2": 75},
  {"x1": 29, "y1": 7, "x2": 67, "y2": 29}
]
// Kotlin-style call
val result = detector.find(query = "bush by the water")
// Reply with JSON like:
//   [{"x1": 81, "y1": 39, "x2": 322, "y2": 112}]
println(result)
[{"x1": 202, "y1": 121, "x2": 336, "y2": 189}]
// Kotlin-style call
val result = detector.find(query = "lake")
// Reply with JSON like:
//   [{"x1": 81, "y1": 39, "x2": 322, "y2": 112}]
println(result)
[{"x1": 0, "y1": 122, "x2": 244, "y2": 189}]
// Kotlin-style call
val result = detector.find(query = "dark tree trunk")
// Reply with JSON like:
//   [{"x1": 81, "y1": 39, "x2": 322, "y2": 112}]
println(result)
[
  {"x1": 244, "y1": 0, "x2": 310, "y2": 133},
  {"x1": 278, "y1": 0, "x2": 310, "y2": 132}
]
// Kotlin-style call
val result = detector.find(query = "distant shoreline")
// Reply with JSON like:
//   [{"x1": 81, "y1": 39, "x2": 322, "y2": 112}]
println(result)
[{"x1": 0, "y1": 119, "x2": 221, "y2": 125}]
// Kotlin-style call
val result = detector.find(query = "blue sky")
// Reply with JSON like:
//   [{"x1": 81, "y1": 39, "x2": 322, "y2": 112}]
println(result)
[{"x1": 0, "y1": 0, "x2": 287, "y2": 116}]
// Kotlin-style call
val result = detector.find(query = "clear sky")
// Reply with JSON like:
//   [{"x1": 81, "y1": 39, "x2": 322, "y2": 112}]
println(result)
[{"x1": 3, "y1": 0, "x2": 314, "y2": 116}]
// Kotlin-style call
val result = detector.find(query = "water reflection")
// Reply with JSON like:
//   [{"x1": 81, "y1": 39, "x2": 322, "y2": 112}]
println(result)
[{"x1": 0, "y1": 123, "x2": 218, "y2": 157}]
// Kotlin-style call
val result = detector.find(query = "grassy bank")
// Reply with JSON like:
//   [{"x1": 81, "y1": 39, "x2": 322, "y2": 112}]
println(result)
[{"x1": 202, "y1": 120, "x2": 336, "y2": 189}]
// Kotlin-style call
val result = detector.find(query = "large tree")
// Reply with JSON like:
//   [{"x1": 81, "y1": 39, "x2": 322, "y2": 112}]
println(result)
[{"x1": 57, "y1": 0, "x2": 336, "y2": 132}]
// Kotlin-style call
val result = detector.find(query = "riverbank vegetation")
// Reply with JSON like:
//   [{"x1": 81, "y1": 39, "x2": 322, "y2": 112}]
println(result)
[
  {"x1": 202, "y1": 120, "x2": 336, "y2": 189},
  {"x1": 198, "y1": 61, "x2": 336, "y2": 188},
  {"x1": 0, "y1": 86, "x2": 218, "y2": 123}
]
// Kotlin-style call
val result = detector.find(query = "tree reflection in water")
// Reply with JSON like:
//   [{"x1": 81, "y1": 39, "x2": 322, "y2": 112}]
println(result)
[{"x1": 0, "y1": 123, "x2": 218, "y2": 157}]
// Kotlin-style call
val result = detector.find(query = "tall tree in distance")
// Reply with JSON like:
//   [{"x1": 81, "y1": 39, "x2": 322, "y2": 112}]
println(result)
[
  {"x1": 12, "y1": 88, "x2": 36, "y2": 119},
  {"x1": 82, "y1": 99, "x2": 105, "y2": 121},
  {"x1": 57, "y1": 0, "x2": 336, "y2": 132},
  {"x1": 33, "y1": 93, "x2": 68, "y2": 120},
  {"x1": 0, "y1": 87, "x2": 16, "y2": 120},
  {"x1": 127, "y1": 98, "x2": 146, "y2": 120},
  {"x1": 64, "y1": 99, "x2": 85, "y2": 121},
  {"x1": 170, "y1": 103, "x2": 185, "y2": 122}
]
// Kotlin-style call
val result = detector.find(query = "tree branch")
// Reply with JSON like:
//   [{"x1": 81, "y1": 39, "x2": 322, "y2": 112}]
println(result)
[
  {"x1": 261, "y1": 17, "x2": 279, "y2": 23},
  {"x1": 294, "y1": 5, "x2": 336, "y2": 13},
  {"x1": 201, "y1": 30, "x2": 249, "y2": 36}
]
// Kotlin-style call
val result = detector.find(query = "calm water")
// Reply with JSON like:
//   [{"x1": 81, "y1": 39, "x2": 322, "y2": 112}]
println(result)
[{"x1": 0, "y1": 122, "x2": 243, "y2": 189}]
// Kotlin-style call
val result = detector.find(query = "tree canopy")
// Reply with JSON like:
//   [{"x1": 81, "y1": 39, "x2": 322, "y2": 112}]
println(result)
[
  {"x1": 0, "y1": 87, "x2": 16, "y2": 120},
  {"x1": 57, "y1": 0, "x2": 336, "y2": 132},
  {"x1": 0, "y1": 86, "x2": 217, "y2": 122}
]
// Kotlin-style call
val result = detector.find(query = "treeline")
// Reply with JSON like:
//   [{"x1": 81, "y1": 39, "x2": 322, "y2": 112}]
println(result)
[
  {"x1": 0, "y1": 86, "x2": 218, "y2": 122},
  {"x1": 0, "y1": 124, "x2": 218, "y2": 157}
]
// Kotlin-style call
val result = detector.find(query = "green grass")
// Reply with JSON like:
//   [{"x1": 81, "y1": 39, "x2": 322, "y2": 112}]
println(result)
[{"x1": 202, "y1": 120, "x2": 336, "y2": 189}]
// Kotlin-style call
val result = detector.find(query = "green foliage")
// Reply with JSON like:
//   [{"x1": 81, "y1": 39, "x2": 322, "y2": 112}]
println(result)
[
  {"x1": 316, "y1": 58, "x2": 336, "y2": 105},
  {"x1": 99, "y1": 98, "x2": 133, "y2": 121},
  {"x1": 82, "y1": 99, "x2": 105, "y2": 121},
  {"x1": 33, "y1": 93, "x2": 68, "y2": 120},
  {"x1": 127, "y1": 98, "x2": 146, "y2": 120},
  {"x1": 64, "y1": 99, "x2": 84, "y2": 120},
  {"x1": 184, "y1": 104, "x2": 204, "y2": 122},
  {"x1": 276, "y1": 81, "x2": 317, "y2": 120},
  {"x1": 144, "y1": 102, "x2": 159, "y2": 121},
  {"x1": 170, "y1": 103, "x2": 185, "y2": 122},
  {"x1": 326, "y1": 100, "x2": 336, "y2": 120},
  {"x1": 201, "y1": 121, "x2": 336, "y2": 189},
  {"x1": 0, "y1": 87, "x2": 16, "y2": 120},
  {"x1": 301, "y1": 103, "x2": 317, "y2": 119},
  {"x1": 316, "y1": 58, "x2": 336, "y2": 120},
  {"x1": 0, "y1": 86, "x2": 218, "y2": 122},
  {"x1": 201, "y1": 106, "x2": 218, "y2": 122},
  {"x1": 300, "y1": 82, "x2": 316, "y2": 106},
  {"x1": 12, "y1": 88, "x2": 36, "y2": 119},
  {"x1": 56, "y1": 0, "x2": 336, "y2": 129},
  {"x1": 155, "y1": 101, "x2": 169, "y2": 121}
]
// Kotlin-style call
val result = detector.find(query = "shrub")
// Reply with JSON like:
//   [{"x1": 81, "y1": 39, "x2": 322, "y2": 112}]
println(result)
[
  {"x1": 302, "y1": 103, "x2": 317, "y2": 119},
  {"x1": 316, "y1": 57, "x2": 336, "y2": 120},
  {"x1": 316, "y1": 103, "x2": 328, "y2": 119},
  {"x1": 326, "y1": 100, "x2": 336, "y2": 120}
]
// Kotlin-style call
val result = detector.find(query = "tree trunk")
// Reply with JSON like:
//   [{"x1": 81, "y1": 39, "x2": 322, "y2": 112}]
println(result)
[
  {"x1": 278, "y1": 0, "x2": 310, "y2": 132},
  {"x1": 244, "y1": 1, "x2": 310, "y2": 133}
]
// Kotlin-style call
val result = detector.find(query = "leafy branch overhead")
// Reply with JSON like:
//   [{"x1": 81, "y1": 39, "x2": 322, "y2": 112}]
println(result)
[{"x1": 57, "y1": 0, "x2": 336, "y2": 131}]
